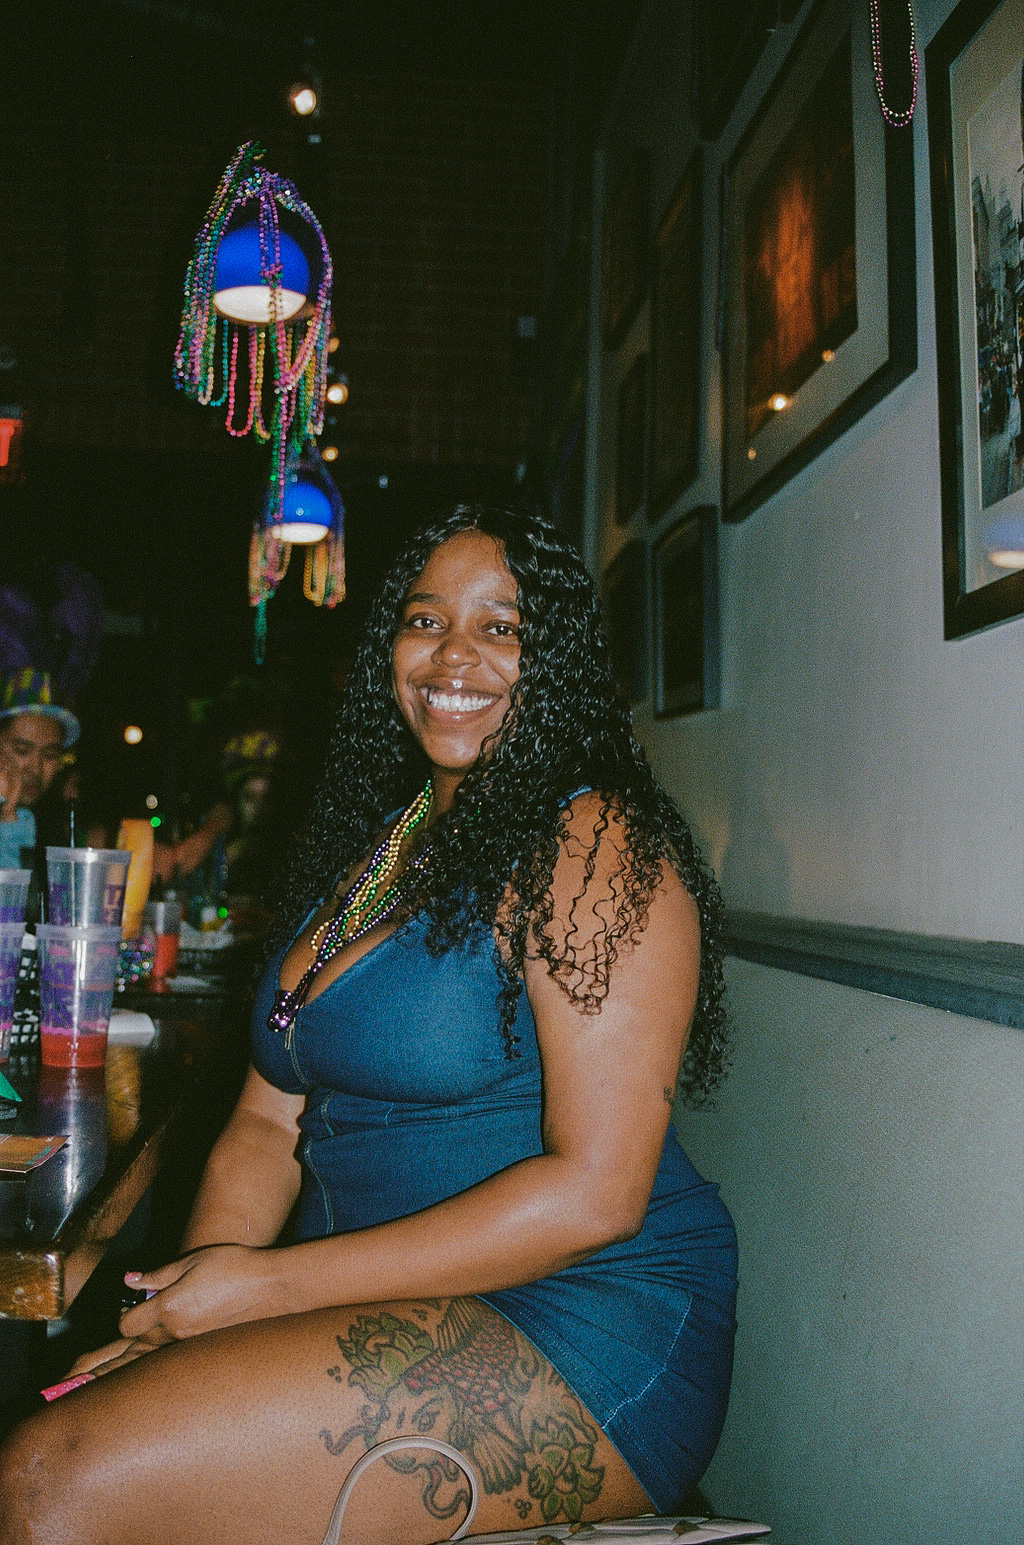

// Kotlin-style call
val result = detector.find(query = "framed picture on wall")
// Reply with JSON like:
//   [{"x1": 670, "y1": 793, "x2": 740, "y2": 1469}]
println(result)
[
  {"x1": 600, "y1": 540, "x2": 646, "y2": 704},
  {"x1": 602, "y1": 150, "x2": 649, "y2": 349},
  {"x1": 615, "y1": 352, "x2": 648, "y2": 524},
  {"x1": 653, "y1": 505, "x2": 720, "y2": 717},
  {"x1": 927, "y1": 0, "x2": 1024, "y2": 637},
  {"x1": 649, "y1": 152, "x2": 703, "y2": 515},
  {"x1": 720, "y1": 0, "x2": 917, "y2": 522}
]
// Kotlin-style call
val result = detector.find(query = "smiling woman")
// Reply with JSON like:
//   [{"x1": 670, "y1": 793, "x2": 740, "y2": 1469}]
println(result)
[
  {"x1": 0, "y1": 508, "x2": 736, "y2": 1545},
  {"x1": 391, "y1": 529, "x2": 522, "y2": 806}
]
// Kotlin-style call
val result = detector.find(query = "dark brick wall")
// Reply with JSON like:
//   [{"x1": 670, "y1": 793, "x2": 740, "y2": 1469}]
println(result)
[{"x1": 0, "y1": 11, "x2": 547, "y2": 475}]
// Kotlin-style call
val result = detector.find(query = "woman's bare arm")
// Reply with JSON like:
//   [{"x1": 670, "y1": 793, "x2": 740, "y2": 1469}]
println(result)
[
  {"x1": 119, "y1": 795, "x2": 700, "y2": 1346},
  {"x1": 181, "y1": 1065, "x2": 305, "y2": 1250}
]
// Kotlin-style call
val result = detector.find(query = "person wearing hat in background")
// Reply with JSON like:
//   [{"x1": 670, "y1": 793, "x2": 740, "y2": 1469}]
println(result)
[{"x1": 0, "y1": 669, "x2": 80, "y2": 869}]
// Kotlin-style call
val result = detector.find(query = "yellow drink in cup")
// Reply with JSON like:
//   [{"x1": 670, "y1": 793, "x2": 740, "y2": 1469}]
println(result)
[{"x1": 115, "y1": 819, "x2": 154, "y2": 940}]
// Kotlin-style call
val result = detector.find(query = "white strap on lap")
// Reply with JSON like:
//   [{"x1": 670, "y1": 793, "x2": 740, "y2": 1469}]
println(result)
[{"x1": 318, "y1": 1435, "x2": 481, "y2": 1545}]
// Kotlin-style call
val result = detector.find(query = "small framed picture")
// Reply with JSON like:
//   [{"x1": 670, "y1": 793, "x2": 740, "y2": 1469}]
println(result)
[
  {"x1": 653, "y1": 505, "x2": 720, "y2": 718},
  {"x1": 615, "y1": 353, "x2": 648, "y2": 524},
  {"x1": 649, "y1": 152, "x2": 704, "y2": 514},
  {"x1": 602, "y1": 151, "x2": 649, "y2": 349},
  {"x1": 720, "y1": 0, "x2": 916, "y2": 521},
  {"x1": 927, "y1": 0, "x2": 1024, "y2": 636},
  {"x1": 600, "y1": 540, "x2": 647, "y2": 705}
]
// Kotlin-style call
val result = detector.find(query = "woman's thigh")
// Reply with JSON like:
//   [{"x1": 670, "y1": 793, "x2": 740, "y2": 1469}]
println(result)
[{"x1": 0, "y1": 1296, "x2": 652, "y2": 1545}]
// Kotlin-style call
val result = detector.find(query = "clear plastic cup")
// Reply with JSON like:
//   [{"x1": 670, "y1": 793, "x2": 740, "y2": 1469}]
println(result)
[
  {"x1": 0, "y1": 922, "x2": 25, "y2": 1063},
  {"x1": 0, "y1": 869, "x2": 31, "y2": 925},
  {"x1": 36, "y1": 924, "x2": 122, "y2": 1068},
  {"x1": 46, "y1": 848, "x2": 131, "y2": 929}
]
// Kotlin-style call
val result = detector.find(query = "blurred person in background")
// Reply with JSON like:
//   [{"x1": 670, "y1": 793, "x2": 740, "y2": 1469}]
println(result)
[{"x1": 0, "y1": 670, "x2": 80, "y2": 868}]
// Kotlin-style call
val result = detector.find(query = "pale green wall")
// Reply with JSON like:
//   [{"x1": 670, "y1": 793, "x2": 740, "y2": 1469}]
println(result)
[
  {"x1": 674, "y1": 961, "x2": 1024, "y2": 1541},
  {"x1": 588, "y1": 0, "x2": 1024, "y2": 1536}
]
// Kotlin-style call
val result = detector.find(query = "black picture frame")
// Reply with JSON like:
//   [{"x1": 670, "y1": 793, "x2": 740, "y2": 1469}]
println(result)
[
  {"x1": 602, "y1": 150, "x2": 649, "y2": 349},
  {"x1": 691, "y1": 0, "x2": 802, "y2": 141},
  {"x1": 720, "y1": 0, "x2": 917, "y2": 522},
  {"x1": 649, "y1": 151, "x2": 703, "y2": 515},
  {"x1": 601, "y1": 540, "x2": 647, "y2": 704},
  {"x1": 653, "y1": 505, "x2": 720, "y2": 717},
  {"x1": 615, "y1": 352, "x2": 648, "y2": 524},
  {"x1": 927, "y1": 0, "x2": 1024, "y2": 637}
]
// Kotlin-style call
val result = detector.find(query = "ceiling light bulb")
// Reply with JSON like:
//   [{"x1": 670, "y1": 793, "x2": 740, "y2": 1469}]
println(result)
[
  {"x1": 124, "y1": 725, "x2": 143, "y2": 745},
  {"x1": 326, "y1": 381, "x2": 348, "y2": 404},
  {"x1": 290, "y1": 85, "x2": 317, "y2": 116},
  {"x1": 321, "y1": 445, "x2": 339, "y2": 462},
  {"x1": 769, "y1": 393, "x2": 789, "y2": 412},
  {"x1": 328, "y1": 335, "x2": 340, "y2": 354}
]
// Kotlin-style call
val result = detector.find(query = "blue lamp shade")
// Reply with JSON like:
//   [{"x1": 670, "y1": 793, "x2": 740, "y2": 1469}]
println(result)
[
  {"x1": 213, "y1": 222, "x2": 312, "y2": 323},
  {"x1": 981, "y1": 514, "x2": 1024, "y2": 571},
  {"x1": 272, "y1": 474, "x2": 332, "y2": 543}
]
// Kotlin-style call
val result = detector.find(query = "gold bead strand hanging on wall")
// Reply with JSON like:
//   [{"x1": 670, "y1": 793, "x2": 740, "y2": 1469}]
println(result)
[{"x1": 870, "y1": 0, "x2": 919, "y2": 128}]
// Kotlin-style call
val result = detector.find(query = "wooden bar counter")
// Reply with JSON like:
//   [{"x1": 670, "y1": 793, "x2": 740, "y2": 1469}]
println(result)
[{"x1": 0, "y1": 1018, "x2": 199, "y2": 1321}]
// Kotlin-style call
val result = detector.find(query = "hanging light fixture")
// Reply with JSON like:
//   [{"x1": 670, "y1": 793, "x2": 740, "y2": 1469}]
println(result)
[
  {"x1": 248, "y1": 445, "x2": 345, "y2": 659},
  {"x1": 173, "y1": 142, "x2": 336, "y2": 655},
  {"x1": 173, "y1": 140, "x2": 332, "y2": 506},
  {"x1": 212, "y1": 222, "x2": 312, "y2": 324},
  {"x1": 276, "y1": 469, "x2": 332, "y2": 544}
]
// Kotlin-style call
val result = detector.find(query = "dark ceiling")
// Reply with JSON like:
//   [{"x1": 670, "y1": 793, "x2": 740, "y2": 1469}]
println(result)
[{"x1": 0, "y1": 0, "x2": 639, "y2": 820}]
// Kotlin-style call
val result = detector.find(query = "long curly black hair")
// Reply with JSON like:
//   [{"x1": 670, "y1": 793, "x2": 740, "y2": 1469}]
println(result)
[{"x1": 270, "y1": 506, "x2": 729, "y2": 1104}]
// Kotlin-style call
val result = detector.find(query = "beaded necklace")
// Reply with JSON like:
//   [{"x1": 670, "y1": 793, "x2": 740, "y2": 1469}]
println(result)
[
  {"x1": 267, "y1": 782, "x2": 433, "y2": 1038},
  {"x1": 870, "y1": 0, "x2": 919, "y2": 129}
]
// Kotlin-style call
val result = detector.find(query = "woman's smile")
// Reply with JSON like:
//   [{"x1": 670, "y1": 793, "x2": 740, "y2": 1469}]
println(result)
[
  {"x1": 420, "y1": 683, "x2": 500, "y2": 716},
  {"x1": 392, "y1": 529, "x2": 521, "y2": 809}
]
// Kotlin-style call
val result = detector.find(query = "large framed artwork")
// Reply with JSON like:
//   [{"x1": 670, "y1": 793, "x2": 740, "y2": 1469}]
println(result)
[
  {"x1": 653, "y1": 505, "x2": 720, "y2": 717},
  {"x1": 927, "y1": 0, "x2": 1024, "y2": 637},
  {"x1": 615, "y1": 352, "x2": 648, "y2": 524},
  {"x1": 649, "y1": 152, "x2": 703, "y2": 516},
  {"x1": 602, "y1": 151, "x2": 649, "y2": 349},
  {"x1": 720, "y1": 0, "x2": 917, "y2": 522},
  {"x1": 600, "y1": 540, "x2": 646, "y2": 705}
]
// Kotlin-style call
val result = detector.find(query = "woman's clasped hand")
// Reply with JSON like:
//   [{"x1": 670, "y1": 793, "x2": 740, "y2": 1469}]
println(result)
[
  {"x1": 70, "y1": 1245, "x2": 289, "y2": 1379},
  {"x1": 0, "y1": 508, "x2": 737, "y2": 1545}
]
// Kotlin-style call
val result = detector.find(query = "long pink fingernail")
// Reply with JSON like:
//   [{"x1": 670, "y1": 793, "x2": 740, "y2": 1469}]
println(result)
[{"x1": 41, "y1": 1373, "x2": 95, "y2": 1401}]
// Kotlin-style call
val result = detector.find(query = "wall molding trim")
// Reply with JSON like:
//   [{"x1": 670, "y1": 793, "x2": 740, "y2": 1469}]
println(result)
[{"x1": 725, "y1": 910, "x2": 1024, "y2": 1030}]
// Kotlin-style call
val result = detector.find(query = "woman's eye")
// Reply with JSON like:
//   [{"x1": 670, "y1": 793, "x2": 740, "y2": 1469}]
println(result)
[
  {"x1": 488, "y1": 621, "x2": 519, "y2": 638},
  {"x1": 406, "y1": 614, "x2": 440, "y2": 630}
]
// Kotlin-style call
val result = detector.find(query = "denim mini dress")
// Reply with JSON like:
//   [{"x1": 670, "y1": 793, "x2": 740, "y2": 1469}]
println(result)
[{"x1": 251, "y1": 915, "x2": 737, "y2": 1512}]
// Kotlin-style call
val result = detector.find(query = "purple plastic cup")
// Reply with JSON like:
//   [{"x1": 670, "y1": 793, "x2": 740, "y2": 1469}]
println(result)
[
  {"x1": 36, "y1": 924, "x2": 122, "y2": 1068},
  {"x1": 46, "y1": 848, "x2": 131, "y2": 929},
  {"x1": 0, "y1": 922, "x2": 25, "y2": 1063},
  {"x1": 0, "y1": 869, "x2": 31, "y2": 925}
]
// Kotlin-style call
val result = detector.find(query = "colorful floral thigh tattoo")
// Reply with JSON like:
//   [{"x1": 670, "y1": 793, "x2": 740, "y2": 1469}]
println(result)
[{"x1": 320, "y1": 1298, "x2": 605, "y2": 1526}]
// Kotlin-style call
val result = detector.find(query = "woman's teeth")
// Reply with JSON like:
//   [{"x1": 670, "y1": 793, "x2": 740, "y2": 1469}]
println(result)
[{"x1": 425, "y1": 687, "x2": 494, "y2": 713}]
